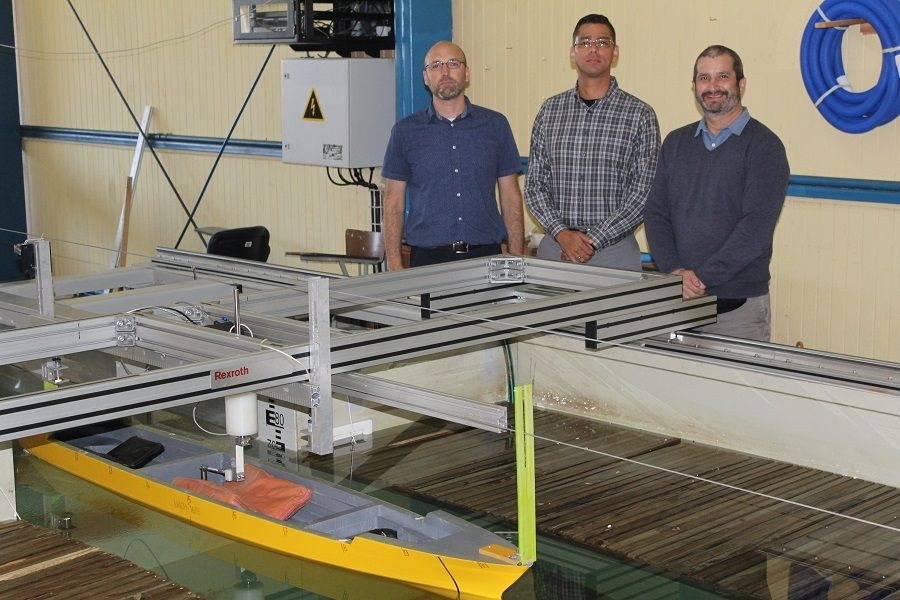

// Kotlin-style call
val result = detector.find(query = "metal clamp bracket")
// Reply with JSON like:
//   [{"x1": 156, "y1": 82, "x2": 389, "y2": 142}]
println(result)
[
  {"x1": 488, "y1": 257, "x2": 525, "y2": 283},
  {"x1": 180, "y1": 304, "x2": 206, "y2": 324},
  {"x1": 115, "y1": 315, "x2": 136, "y2": 346}
]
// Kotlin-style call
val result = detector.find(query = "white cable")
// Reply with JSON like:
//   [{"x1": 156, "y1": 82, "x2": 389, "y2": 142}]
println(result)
[
  {"x1": 192, "y1": 403, "x2": 229, "y2": 436},
  {"x1": 228, "y1": 323, "x2": 255, "y2": 337}
]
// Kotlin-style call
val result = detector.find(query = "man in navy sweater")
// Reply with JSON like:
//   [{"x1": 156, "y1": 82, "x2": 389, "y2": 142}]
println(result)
[{"x1": 644, "y1": 45, "x2": 789, "y2": 342}]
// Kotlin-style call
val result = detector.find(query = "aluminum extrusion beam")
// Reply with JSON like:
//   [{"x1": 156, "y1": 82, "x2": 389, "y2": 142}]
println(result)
[
  {"x1": 32, "y1": 240, "x2": 54, "y2": 318},
  {"x1": 235, "y1": 255, "x2": 651, "y2": 319},
  {"x1": 0, "y1": 346, "x2": 312, "y2": 441},
  {"x1": 326, "y1": 276, "x2": 709, "y2": 372},
  {"x1": 333, "y1": 372, "x2": 508, "y2": 433},
  {"x1": 519, "y1": 257, "x2": 644, "y2": 289},
  {"x1": 153, "y1": 247, "x2": 327, "y2": 288},
  {"x1": 640, "y1": 332, "x2": 900, "y2": 394},
  {"x1": 0, "y1": 266, "x2": 165, "y2": 299},
  {"x1": 0, "y1": 315, "x2": 122, "y2": 365},
  {"x1": 107, "y1": 316, "x2": 506, "y2": 434},
  {"x1": 307, "y1": 278, "x2": 333, "y2": 455},
  {"x1": 61, "y1": 280, "x2": 238, "y2": 314},
  {"x1": 0, "y1": 272, "x2": 712, "y2": 442}
]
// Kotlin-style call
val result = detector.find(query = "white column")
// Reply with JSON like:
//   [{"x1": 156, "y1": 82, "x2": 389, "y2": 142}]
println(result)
[{"x1": 0, "y1": 441, "x2": 15, "y2": 522}]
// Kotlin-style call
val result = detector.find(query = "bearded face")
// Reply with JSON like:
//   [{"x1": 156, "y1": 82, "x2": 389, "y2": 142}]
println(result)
[{"x1": 693, "y1": 55, "x2": 745, "y2": 116}]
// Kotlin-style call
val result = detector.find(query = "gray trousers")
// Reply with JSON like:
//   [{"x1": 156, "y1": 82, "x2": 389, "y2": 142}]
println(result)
[
  {"x1": 536, "y1": 234, "x2": 641, "y2": 272},
  {"x1": 696, "y1": 293, "x2": 771, "y2": 342}
]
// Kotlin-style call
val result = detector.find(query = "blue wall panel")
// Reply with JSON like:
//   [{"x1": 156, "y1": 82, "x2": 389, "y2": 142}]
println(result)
[
  {"x1": 0, "y1": 0, "x2": 26, "y2": 281},
  {"x1": 395, "y1": 0, "x2": 452, "y2": 118}
]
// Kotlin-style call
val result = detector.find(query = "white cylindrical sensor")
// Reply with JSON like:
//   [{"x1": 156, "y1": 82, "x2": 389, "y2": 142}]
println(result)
[{"x1": 225, "y1": 392, "x2": 258, "y2": 437}]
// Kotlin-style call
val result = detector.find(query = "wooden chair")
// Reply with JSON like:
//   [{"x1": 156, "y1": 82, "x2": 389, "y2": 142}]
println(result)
[{"x1": 287, "y1": 229, "x2": 384, "y2": 275}]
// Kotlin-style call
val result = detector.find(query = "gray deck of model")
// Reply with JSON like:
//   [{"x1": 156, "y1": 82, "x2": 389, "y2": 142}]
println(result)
[{"x1": 64, "y1": 425, "x2": 515, "y2": 562}]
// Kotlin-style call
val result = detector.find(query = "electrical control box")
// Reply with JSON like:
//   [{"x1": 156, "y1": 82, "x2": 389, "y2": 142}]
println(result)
[{"x1": 281, "y1": 58, "x2": 395, "y2": 168}]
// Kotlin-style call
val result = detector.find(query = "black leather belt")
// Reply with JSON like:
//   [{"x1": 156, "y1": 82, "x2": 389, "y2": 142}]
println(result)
[{"x1": 430, "y1": 241, "x2": 492, "y2": 254}]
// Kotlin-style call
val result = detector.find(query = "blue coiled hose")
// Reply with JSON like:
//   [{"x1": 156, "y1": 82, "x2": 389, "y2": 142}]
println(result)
[{"x1": 800, "y1": 0, "x2": 900, "y2": 133}]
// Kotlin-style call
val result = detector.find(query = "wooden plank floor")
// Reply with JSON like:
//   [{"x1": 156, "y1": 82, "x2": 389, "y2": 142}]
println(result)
[
  {"x1": 308, "y1": 410, "x2": 900, "y2": 599},
  {"x1": 0, "y1": 520, "x2": 200, "y2": 600}
]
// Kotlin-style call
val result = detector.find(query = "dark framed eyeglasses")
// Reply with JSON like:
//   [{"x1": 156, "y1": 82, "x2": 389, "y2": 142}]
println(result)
[{"x1": 424, "y1": 59, "x2": 466, "y2": 72}]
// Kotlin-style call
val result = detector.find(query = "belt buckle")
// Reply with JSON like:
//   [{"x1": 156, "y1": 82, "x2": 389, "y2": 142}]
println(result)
[{"x1": 451, "y1": 241, "x2": 469, "y2": 254}]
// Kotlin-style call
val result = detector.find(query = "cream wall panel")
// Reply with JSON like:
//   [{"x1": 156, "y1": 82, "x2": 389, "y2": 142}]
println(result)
[
  {"x1": 771, "y1": 198, "x2": 900, "y2": 362},
  {"x1": 14, "y1": 0, "x2": 290, "y2": 140},
  {"x1": 454, "y1": 0, "x2": 897, "y2": 180},
  {"x1": 23, "y1": 140, "x2": 372, "y2": 276}
]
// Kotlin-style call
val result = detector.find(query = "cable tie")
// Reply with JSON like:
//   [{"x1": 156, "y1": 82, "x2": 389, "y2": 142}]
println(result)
[
  {"x1": 815, "y1": 6, "x2": 846, "y2": 29},
  {"x1": 814, "y1": 83, "x2": 841, "y2": 106}
]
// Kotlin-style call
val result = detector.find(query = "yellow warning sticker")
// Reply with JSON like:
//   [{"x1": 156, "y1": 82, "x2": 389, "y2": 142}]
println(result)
[{"x1": 303, "y1": 89, "x2": 325, "y2": 121}]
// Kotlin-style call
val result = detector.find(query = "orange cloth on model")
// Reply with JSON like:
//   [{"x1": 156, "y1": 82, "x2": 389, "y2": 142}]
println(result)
[{"x1": 174, "y1": 463, "x2": 312, "y2": 521}]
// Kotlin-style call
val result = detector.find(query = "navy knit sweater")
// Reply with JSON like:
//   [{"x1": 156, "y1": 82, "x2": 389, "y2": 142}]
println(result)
[{"x1": 644, "y1": 118, "x2": 789, "y2": 298}]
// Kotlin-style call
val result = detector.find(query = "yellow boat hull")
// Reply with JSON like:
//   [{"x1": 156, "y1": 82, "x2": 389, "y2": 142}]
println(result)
[{"x1": 22, "y1": 435, "x2": 529, "y2": 599}]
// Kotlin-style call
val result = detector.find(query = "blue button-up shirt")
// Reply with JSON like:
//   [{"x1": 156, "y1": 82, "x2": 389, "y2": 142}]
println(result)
[
  {"x1": 382, "y1": 98, "x2": 521, "y2": 247},
  {"x1": 695, "y1": 107, "x2": 751, "y2": 151}
]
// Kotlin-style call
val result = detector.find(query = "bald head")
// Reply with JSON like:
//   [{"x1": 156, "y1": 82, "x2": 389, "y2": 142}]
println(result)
[
  {"x1": 422, "y1": 40, "x2": 469, "y2": 103},
  {"x1": 425, "y1": 41, "x2": 467, "y2": 67}
]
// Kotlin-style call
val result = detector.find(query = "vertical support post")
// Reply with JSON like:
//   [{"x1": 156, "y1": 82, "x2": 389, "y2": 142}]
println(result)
[
  {"x1": 308, "y1": 277, "x2": 334, "y2": 455},
  {"x1": 233, "y1": 284, "x2": 243, "y2": 337},
  {"x1": 31, "y1": 238, "x2": 54, "y2": 318},
  {"x1": 0, "y1": 441, "x2": 14, "y2": 522},
  {"x1": 112, "y1": 106, "x2": 152, "y2": 268},
  {"x1": 514, "y1": 384, "x2": 537, "y2": 565},
  {"x1": 585, "y1": 320, "x2": 598, "y2": 350}
]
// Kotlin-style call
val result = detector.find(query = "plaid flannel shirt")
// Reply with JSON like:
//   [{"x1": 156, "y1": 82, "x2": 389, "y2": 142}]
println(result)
[{"x1": 524, "y1": 77, "x2": 660, "y2": 249}]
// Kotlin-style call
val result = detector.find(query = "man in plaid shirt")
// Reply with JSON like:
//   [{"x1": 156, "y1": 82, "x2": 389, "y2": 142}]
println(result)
[{"x1": 525, "y1": 14, "x2": 659, "y2": 271}]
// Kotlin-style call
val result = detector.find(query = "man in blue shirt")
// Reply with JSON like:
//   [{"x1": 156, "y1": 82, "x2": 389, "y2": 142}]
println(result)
[
  {"x1": 382, "y1": 41, "x2": 524, "y2": 269},
  {"x1": 644, "y1": 45, "x2": 790, "y2": 341}
]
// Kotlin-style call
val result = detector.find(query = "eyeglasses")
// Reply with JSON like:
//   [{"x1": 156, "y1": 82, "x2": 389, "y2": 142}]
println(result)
[
  {"x1": 573, "y1": 37, "x2": 615, "y2": 50},
  {"x1": 424, "y1": 59, "x2": 466, "y2": 72}
]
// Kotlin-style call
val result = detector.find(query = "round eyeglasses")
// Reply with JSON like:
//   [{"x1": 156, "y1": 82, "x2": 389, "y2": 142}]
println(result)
[
  {"x1": 573, "y1": 38, "x2": 615, "y2": 50},
  {"x1": 424, "y1": 59, "x2": 466, "y2": 72}
]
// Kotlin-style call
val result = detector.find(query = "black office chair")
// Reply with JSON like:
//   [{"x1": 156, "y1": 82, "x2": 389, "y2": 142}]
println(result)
[{"x1": 205, "y1": 226, "x2": 271, "y2": 262}]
